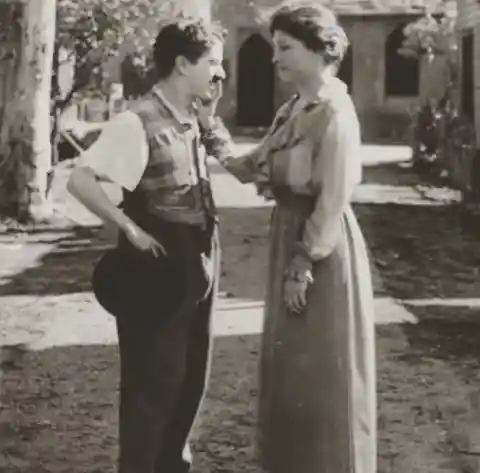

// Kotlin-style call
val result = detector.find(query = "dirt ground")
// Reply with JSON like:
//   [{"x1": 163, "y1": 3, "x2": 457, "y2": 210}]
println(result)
[{"x1": 1, "y1": 154, "x2": 480, "y2": 473}]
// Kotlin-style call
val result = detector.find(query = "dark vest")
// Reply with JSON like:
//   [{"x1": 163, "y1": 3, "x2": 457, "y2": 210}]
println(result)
[{"x1": 125, "y1": 91, "x2": 216, "y2": 228}]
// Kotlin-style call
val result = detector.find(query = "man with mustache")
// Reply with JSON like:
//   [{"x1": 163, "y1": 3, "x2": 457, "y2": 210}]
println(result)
[{"x1": 68, "y1": 17, "x2": 228, "y2": 473}]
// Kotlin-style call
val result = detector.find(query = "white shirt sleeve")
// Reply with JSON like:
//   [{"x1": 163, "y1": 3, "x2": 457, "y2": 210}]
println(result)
[{"x1": 77, "y1": 110, "x2": 148, "y2": 192}]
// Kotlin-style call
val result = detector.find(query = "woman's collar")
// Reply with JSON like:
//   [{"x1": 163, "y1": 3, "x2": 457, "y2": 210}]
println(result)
[{"x1": 295, "y1": 77, "x2": 348, "y2": 108}]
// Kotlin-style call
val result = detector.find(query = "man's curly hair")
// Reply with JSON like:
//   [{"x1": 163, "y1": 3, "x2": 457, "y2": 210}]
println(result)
[
  {"x1": 269, "y1": 2, "x2": 349, "y2": 64},
  {"x1": 153, "y1": 17, "x2": 226, "y2": 79}
]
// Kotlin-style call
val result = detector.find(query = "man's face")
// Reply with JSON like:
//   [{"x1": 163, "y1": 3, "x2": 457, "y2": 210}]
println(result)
[{"x1": 185, "y1": 40, "x2": 226, "y2": 100}]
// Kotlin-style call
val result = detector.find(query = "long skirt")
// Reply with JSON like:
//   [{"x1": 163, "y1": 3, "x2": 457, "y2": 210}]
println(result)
[{"x1": 258, "y1": 195, "x2": 376, "y2": 473}]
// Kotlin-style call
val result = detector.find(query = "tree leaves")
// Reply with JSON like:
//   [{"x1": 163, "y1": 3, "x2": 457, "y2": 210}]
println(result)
[
  {"x1": 400, "y1": 1, "x2": 458, "y2": 63},
  {"x1": 54, "y1": 0, "x2": 212, "y2": 104},
  {"x1": 55, "y1": 0, "x2": 164, "y2": 100},
  {"x1": 57, "y1": 0, "x2": 166, "y2": 55}
]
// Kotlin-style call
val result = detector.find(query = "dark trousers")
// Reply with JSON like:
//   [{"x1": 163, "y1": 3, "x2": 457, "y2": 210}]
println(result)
[{"x1": 115, "y1": 226, "x2": 219, "y2": 473}]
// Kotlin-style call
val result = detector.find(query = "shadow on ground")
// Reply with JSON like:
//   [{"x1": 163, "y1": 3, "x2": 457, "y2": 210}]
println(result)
[
  {"x1": 356, "y1": 202, "x2": 480, "y2": 300},
  {"x1": 1, "y1": 316, "x2": 471, "y2": 473},
  {"x1": 2, "y1": 161, "x2": 480, "y2": 472},
  {"x1": 0, "y1": 226, "x2": 109, "y2": 297},
  {"x1": 0, "y1": 337, "x2": 260, "y2": 473},
  {"x1": 0, "y1": 207, "x2": 273, "y2": 302}
]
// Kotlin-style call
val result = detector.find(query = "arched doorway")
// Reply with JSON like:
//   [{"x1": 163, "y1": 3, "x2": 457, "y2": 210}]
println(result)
[
  {"x1": 385, "y1": 24, "x2": 419, "y2": 97},
  {"x1": 337, "y1": 46, "x2": 353, "y2": 93},
  {"x1": 237, "y1": 34, "x2": 274, "y2": 127},
  {"x1": 461, "y1": 32, "x2": 474, "y2": 120}
]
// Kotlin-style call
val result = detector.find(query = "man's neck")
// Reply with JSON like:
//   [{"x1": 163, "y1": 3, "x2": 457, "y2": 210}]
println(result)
[{"x1": 154, "y1": 78, "x2": 194, "y2": 120}]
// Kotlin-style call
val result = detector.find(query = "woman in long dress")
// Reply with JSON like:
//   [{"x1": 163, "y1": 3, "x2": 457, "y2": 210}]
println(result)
[{"x1": 200, "y1": 3, "x2": 376, "y2": 472}]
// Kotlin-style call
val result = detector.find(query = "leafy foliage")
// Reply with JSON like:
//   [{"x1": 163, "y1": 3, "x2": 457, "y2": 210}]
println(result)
[
  {"x1": 400, "y1": 1, "x2": 457, "y2": 63},
  {"x1": 53, "y1": 0, "x2": 211, "y2": 104},
  {"x1": 54, "y1": 0, "x2": 162, "y2": 105},
  {"x1": 400, "y1": 1, "x2": 466, "y2": 179}
]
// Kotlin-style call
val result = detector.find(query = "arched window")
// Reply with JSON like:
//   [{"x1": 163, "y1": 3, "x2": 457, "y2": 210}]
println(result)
[
  {"x1": 461, "y1": 32, "x2": 474, "y2": 120},
  {"x1": 237, "y1": 34, "x2": 274, "y2": 127},
  {"x1": 385, "y1": 24, "x2": 419, "y2": 97}
]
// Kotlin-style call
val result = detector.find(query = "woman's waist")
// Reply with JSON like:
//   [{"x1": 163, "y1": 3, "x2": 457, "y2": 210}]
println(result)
[
  {"x1": 271, "y1": 186, "x2": 353, "y2": 219},
  {"x1": 272, "y1": 186, "x2": 316, "y2": 211}
]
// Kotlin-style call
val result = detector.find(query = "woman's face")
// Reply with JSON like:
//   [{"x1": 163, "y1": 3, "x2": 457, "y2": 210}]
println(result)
[{"x1": 272, "y1": 30, "x2": 325, "y2": 85}]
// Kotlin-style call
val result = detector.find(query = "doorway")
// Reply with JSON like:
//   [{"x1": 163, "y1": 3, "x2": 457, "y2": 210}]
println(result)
[{"x1": 236, "y1": 34, "x2": 275, "y2": 127}]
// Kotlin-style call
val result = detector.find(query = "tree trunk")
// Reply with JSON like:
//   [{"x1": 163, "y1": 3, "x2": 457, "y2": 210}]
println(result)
[{"x1": 0, "y1": 0, "x2": 56, "y2": 222}]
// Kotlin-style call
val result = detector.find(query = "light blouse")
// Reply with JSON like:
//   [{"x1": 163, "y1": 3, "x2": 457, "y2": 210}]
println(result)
[{"x1": 213, "y1": 78, "x2": 362, "y2": 262}]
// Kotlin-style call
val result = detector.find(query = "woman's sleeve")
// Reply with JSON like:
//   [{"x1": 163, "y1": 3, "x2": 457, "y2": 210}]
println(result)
[
  {"x1": 294, "y1": 105, "x2": 362, "y2": 261},
  {"x1": 200, "y1": 101, "x2": 291, "y2": 184},
  {"x1": 200, "y1": 118, "x2": 266, "y2": 183}
]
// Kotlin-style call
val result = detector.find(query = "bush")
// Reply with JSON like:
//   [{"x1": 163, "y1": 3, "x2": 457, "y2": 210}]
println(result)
[{"x1": 410, "y1": 96, "x2": 477, "y2": 193}]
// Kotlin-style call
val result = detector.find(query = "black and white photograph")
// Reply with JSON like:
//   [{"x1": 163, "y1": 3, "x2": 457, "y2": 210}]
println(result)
[{"x1": 0, "y1": 0, "x2": 479, "y2": 472}]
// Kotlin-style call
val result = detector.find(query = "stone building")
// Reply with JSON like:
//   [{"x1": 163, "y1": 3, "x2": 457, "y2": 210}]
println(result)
[
  {"x1": 450, "y1": 0, "x2": 480, "y2": 195},
  {"x1": 72, "y1": 0, "x2": 453, "y2": 144},
  {"x1": 456, "y1": 0, "x2": 479, "y2": 141},
  {"x1": 213, "y1": 0, "x2": 451, "y2": 142}
]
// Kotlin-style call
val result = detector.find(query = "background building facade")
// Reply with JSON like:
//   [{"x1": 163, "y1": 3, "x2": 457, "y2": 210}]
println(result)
[{"x1": 213, "y1": 0, "x2": 450, "y2": 143}]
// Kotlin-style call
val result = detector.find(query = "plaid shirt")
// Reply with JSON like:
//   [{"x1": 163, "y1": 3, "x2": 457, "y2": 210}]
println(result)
[{"x1": 128, "y1": 89, "x2": 216, "y2": 226}]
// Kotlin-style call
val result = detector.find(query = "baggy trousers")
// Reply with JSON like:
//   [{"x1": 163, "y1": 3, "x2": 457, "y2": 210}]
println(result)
[{"x1": 115, "y1": 221, "x2": 219, "y2": 473}]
